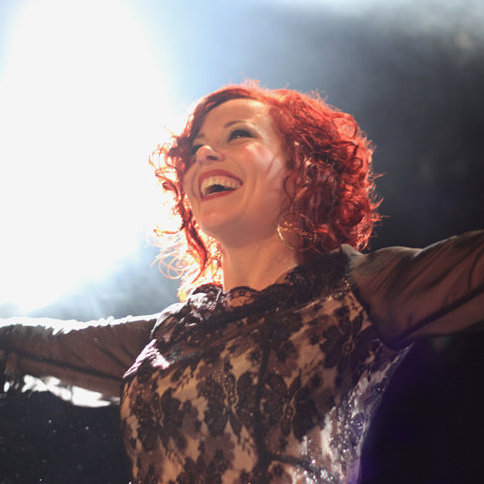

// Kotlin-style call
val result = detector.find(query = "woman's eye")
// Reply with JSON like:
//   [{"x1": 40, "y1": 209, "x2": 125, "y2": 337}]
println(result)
[
  {"x1": 190, "y1": 144, "x2": 202, "y2": 155},
  {"x1": 228, "y1": 128, "x2": 252, "y2": 141}
]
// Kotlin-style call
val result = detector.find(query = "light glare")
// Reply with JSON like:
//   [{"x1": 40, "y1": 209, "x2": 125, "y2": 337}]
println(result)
[{"x1": 0, "y1": 0, "x2": 177, "y2": 312}]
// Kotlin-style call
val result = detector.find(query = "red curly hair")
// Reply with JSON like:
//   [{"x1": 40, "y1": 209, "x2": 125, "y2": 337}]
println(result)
[{"x1": 150, "y1": 82, "x2": 380, "y2": 299}]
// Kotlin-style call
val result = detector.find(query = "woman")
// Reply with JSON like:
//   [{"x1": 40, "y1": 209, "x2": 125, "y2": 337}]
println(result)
[{"x1": 1, "y1": 84, "x2": 483, "y2": 483}]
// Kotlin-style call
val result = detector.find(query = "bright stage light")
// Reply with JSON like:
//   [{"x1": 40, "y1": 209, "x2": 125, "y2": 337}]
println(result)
[{"x1": 0, "y1": 0, "x2": 178, "y2": 312}]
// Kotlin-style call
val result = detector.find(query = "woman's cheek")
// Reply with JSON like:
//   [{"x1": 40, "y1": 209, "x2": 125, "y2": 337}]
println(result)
[{"x1": 182, "y1": 172, "x2": 195, "y2": 204}]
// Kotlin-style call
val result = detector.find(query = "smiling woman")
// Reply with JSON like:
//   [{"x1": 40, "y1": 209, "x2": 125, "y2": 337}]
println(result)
[
  {"x1": 1, "y1": 82, "x2": 483, "y2": 483},
  {"x1": 182, "y1": 99, "x2": 294, "y2": 294},
  {"x1": 151, "y1": 84, "x2": 379, "y2": 297}
]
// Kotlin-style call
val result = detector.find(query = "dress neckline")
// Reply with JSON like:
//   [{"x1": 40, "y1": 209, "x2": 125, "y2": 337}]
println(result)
[{"x1": 187, "y1": 247, "x2": 348, "y2": 314}]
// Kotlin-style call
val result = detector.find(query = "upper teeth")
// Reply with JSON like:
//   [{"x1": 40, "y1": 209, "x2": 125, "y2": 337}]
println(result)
[{"x1": 200, "y1": 176, "x2": 242, "y2": 198}]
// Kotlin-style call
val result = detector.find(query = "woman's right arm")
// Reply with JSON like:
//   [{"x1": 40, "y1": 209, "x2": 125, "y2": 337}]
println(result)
[{"x1": 0, "y1": 314, "x2": 158, "y2": 401}]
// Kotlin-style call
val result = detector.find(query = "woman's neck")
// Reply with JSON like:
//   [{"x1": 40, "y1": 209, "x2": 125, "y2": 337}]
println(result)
[{"x1": 221, "y1": 233, "x2": 299, "y2": 292}]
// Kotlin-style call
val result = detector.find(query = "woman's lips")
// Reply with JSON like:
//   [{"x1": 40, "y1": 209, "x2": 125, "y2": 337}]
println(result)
[
  {"x1": 198, "y1": 169, "x2": 243, "y2": 200},
  {"x1": 202, "y1": 189, "x2": 239, "y2": 201}
]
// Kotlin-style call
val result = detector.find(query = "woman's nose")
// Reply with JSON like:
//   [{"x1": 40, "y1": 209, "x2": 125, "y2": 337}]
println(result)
[{"x1": 196, "y1": 144, "x2": 224, "y2": 165}]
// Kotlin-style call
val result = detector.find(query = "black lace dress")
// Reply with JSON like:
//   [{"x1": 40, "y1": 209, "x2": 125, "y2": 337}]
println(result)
[
  {"x1": 120, "y1": 233, "x2": 484, "y2": 483},
  {"x1": 1, "y1": 231, "x2": 483, "y2": 483}
]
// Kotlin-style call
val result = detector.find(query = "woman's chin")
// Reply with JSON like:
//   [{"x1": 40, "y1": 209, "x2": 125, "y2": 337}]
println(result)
[{"x1": 198, "y1": 216, "x2": 238, "y2": 243}]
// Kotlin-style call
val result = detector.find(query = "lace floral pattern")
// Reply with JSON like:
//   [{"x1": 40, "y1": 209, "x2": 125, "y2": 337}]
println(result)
[{"x1": 121, "y1": 251, "x2": 405, "y2": 483}]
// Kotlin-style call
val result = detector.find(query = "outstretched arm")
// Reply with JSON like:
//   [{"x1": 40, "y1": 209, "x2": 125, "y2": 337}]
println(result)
[
  {"x1": 344, "y1": 230, "x2": 484, "y2": 349},
  {"x1": 0, "y1": 314, "x2": 157, "y2": 402}
]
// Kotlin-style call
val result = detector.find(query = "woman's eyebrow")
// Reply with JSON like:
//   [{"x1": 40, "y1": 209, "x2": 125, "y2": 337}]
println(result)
[
  {"x1": 193, "y1": 119, "x2": 246, "y2": 143},
  {"x1": 224, "y1": 119, "x2": 244, "y2": 128}
]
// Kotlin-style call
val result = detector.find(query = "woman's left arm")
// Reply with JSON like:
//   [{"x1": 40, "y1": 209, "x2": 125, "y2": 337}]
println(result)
[{"x1": 344, "y1": 230, "x2": 484, "y2": 349}]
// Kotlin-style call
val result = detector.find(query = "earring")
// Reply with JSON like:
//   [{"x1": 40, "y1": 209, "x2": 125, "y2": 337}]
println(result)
[{"x1": 277, "y1": 211, "x2": 316, "y2": 251}]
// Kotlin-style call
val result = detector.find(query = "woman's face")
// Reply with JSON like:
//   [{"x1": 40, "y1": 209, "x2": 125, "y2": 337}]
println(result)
[{"x1": 183, "y1": 98, "x2": 290, "y2": 247}]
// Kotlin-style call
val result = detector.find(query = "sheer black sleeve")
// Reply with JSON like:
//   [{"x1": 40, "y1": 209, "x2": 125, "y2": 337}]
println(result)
[
  {"x1": 343, "y1": 230, "x2": 484, "y2": 349},
  {"x1": 0, "y1": 314, "x2": 158, "y2": 403}
]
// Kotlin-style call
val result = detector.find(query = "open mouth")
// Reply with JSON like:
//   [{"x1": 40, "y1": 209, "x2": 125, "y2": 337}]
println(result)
[{"x1": 200, "y1": 175, "x2": 242, "y2": 199}]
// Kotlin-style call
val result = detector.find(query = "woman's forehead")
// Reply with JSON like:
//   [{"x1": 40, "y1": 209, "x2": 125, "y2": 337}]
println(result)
[{"x1": 195, "y1": 98, "x2": 272, "y2": 138}]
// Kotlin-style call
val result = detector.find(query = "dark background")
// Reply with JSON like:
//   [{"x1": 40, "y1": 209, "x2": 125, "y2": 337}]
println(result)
[{"x1": 1, "y1": 1, "x2": 483, "y2": 482}]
